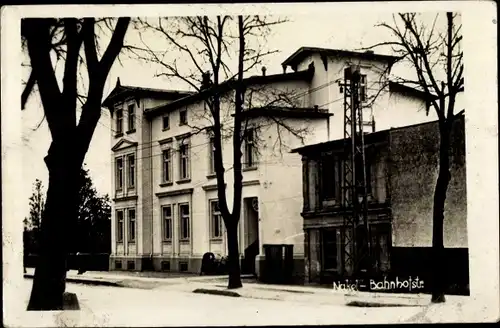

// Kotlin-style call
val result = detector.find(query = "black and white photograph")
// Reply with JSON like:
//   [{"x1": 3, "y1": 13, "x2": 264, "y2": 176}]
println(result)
[{"x1": 1, "y1": 2, "x2": 498, "y2": 326}]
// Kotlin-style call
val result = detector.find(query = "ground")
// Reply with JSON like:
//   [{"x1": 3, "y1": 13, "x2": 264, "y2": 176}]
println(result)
[
  {"x1": 5, "y1": 270, "x2": 493, "y2": 326},
  {"x1": 14, "y1": 279, "x2": 426, "y2": 327}
]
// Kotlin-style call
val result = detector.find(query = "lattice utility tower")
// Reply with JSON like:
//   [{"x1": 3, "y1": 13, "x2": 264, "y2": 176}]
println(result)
[{"x1": 339, "y1": 65, "x2": 371, "y2": 279}]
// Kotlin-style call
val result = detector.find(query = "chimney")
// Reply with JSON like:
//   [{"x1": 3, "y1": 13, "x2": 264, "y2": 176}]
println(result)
[
  {"x1": 261, "y1": 66, "x2": 267, "y2": 76},
  {"x1": 201, "y1": 71, "x2": 212, "y2": 90},
  {"x1": 116, "y1": 77, "x2": 121, "y2": 87},
  {"x1": 282, "y1": 64, "x2": 287, "y2": 74},
  {"x1": 314, "y1": 105, "x2": 319, "y2": 111}
]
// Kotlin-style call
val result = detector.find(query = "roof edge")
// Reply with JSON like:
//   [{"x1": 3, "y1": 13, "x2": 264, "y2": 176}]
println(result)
[
  {"x1": 144, "y1": 65, "x2": 315, "y2": 118},
  {"x1": 102, "y1": 85, "x2": 194, "y2": 110},
  {"x1": 282, "y1": 47, "x2": 399, "y2": 68}
]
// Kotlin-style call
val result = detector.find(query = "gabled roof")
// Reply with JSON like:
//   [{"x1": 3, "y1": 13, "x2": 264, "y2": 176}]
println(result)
[
  {"x1": 102, "y1": 79, "x2": 194, "y2": 110},
  {"x1": 282, "y1": 47, "x2": 399, "y2": 70},
  {"x1": 144, "y1": 64, "x2": 316, "y2": 118}
]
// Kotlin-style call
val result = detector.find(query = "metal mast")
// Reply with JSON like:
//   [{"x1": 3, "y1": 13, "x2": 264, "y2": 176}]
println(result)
[{"x1": 339, "y1": 66, "x2": 370, "y2": 279}]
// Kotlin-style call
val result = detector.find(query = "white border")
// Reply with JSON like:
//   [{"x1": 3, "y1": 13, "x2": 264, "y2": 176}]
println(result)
[{"x1": 2, "y1": 2, "x2": 498, "y2": 325}]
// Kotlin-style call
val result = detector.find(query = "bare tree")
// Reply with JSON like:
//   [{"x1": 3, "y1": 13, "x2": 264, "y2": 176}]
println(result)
[
  {"x1": 22, "y1": 17, "x2": 130, "y2": 310},
  {"x1": 131, "y1": 15, "x2": 310, "y2": 288},
  {"x1": 365, "y1": 12, "x2": 464, "y2": 303}
]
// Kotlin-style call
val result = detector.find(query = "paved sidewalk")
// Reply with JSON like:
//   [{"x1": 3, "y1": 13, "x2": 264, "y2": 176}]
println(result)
[
  {"x1": 188, "y1": 279, "x2": 471, "y2": 307},
  {"x1": 24, "y1": 268, "x2": 471, "y2": 308},
  {"x1": 24, "y1": 268, "x2": 230, "y2": 289}
]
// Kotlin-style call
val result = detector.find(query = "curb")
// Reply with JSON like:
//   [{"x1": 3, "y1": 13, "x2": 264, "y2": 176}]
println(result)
[
  {"x1": 192, "y1": 288, "x2": 241, "y2": 297},
  {"x1": 24, "y1": 274, "x2": 122, "y2": 287},
  {"x1": 346, "y1": 300, "x2": 424, "y2": 307}
]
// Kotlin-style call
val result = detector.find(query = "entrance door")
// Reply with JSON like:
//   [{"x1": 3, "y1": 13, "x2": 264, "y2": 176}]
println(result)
[
  {"x1": 370, "y1": 223, "x2": 391, "y2": 274},
  {"x1": 242, "y1": 197, "x2": 259, "y2": 275},
  {"x1": 320, "y1": 228, "x2": 342, "y2": 283},
  {"x1": 322, "y1": 229, "x2": 338, "y2": 272}
]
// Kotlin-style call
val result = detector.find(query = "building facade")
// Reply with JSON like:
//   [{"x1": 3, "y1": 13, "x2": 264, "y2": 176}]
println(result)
[
  {"x1": 293, "y1": 116, "x2": 468, "y2": 294},
  {"x1": 102, "y1": 47, "x2": 441, "y2": 282}
]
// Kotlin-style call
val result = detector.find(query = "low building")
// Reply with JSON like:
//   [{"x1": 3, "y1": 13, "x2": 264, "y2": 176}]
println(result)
[{"x1": 292, "y1": 115, "x2": 468, "y2": 294}]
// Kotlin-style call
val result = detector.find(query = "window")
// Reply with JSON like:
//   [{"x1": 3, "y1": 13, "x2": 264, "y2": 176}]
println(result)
[
  {"x1": 127, "y1": 154, "x2": 135, "y2": 188},
  {"x1": 128, "y1": 104, "x2": 136, "y2": 131},
  {"x1": 128, "y1": 208, "x2": 136, "y2": 242},
  {"x1": 162, "y1": 114, "x2": 170, "y2": 130},
  {"x1": 244, "y1": 128, "x2": 257, "y2": 168},
  {"x1": 179, "y1": 141, "x2": 190, "y2": 180},
  {"x1": 209, "y1": 136, "x2": 216, "y2": 174},
  {"x1": 116, "y1": 157, "x2": 124, "y2": 190},
  {"x1": 210, "y1": 200, "x2": 223, "y2": 239},
  {"x1": 359, "y1": 74, "x2": 367, "y2": 102},
  {"x1": 179, "y1": 261, "x2": 188, "y2": 272},
  {"x1": 179, "y1": 109, "x2": 188, "y2": 125},
  {"x1": 162, "y1": 148, "x2": 172, "y2": 183},
  {"x1": 320, "y1": 154, "x2": 337, "y2": 201},
  {"x1": 355, "y1": 153, "x2": 372, "y2": 196},
  {"x1": 179, "y1": 204, "x2": 190, "y2": 240},
  {"x1": 370, "y1": 223, "x2": 391, "y2": 273},
  {"x1": 322, "y1": 229, "x2": 338, "y2": 270},
  {"x1": 116, "y1": 109, "x2": 123, "y2": 134},
  {"x1": 116, "y1": 210, "x2": 124, "y2": 242},
  {"x1": 161, "y1": 261, "x2": 171, "y2": 271},
  {"x1": 162, "y1": 205, "x2": 172, "y2": 241}
]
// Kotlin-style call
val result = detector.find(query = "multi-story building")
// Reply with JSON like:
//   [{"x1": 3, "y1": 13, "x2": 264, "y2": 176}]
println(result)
[
  {"x1": 102, "y1": 47, "x2": 441, "y2": 282},
  {"x1": 292, "y1": 115, "x2": 468, "y2": 294}
]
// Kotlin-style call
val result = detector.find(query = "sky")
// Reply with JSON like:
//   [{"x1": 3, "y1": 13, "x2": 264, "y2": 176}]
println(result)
[{"x1": 21, "y1": 11, "x2": 451, "y2": 218}]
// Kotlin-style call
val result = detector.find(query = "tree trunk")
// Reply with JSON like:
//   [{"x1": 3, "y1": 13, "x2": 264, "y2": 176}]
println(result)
[
  {"x1": 226, "y1": 220, "x2": 242, "y2": 289},
  {"x1": 431, "y1": 127, "x2": 451, "y2": 303},
  {"x1": 27, "y1": 143, "x2": 80, "y2": 310}
]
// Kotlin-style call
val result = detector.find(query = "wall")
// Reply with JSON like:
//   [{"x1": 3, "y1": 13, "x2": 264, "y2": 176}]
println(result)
[
  {"x1": 295, "y1": 53, "x2": 438, "y2": 142},
  {"x1": 390, "y1": 117, "x2": 467, "y2": 248},
  {"x1": 246, "y1": 80, "x2": 310, "y2": 109},
  {"x1": 296, "y1": 54, "x2": 397, "y2": 141},
  {"x1": 378, "y1": 91, "x2": 437, "y2": 130},
  {"x1": 388, "y1": 116, "x2": 469, "y2": 292},
  {"x1": 110, "y1": 95, "x2": 188, "y2": 269},
  {"x1": 255, "y1": 116, "x2": 329, "y2": 281},
  {"x1": 148, "y1": 97, "x2": 260, "y2": 270},
  {"x1": 110, "y1": 97, "x2": 143, "y2": 261}
]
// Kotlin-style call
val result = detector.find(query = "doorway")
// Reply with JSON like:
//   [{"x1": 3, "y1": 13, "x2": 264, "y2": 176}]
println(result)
[{"x1": 242, "y1": 197, "x2": 259, "y2": 275}]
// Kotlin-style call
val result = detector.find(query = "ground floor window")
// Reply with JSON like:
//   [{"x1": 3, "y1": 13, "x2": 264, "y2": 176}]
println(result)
[
  {"x1": 370, "y1": 223, "x2": 391, "y2": 273},
  {"x1": 116, "y1": 210, "x2": 124, "y2": 242},
  {"x1": 317, "y1": 223, "x2": 391, "y2": 275},
  {"x1": 322, "y1": 229, "x2": 338, "y2": 271},
  {"x1": 179, "y1": 203, "x2": 190, "y2": 241},
  {"x1": 128, "y1": 208, "x2": 136, "y2": 242},
  {"x1": 162, "y1": 205, "x2": 172, "y2": 241},
  {"x1": 210, "y1": 200, "x2": 223, "y2": 239}
]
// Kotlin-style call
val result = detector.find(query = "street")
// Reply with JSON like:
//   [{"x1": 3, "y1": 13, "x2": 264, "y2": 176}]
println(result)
[{"x1": 9, "y1": 278, "x2": 434, "y2": 327}]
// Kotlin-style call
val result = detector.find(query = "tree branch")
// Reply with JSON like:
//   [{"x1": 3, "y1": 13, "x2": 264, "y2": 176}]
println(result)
[
  {"x1": 23, "y1": 18, "x2": 63, "y2": 139},
  {"x1": 99, "y1": 17, "x2": 130, "y2": 77}
]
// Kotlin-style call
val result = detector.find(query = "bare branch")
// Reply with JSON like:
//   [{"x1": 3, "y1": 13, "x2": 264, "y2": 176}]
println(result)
[{"x1": 99, "y1": 17, "x2": 130, "y2": 76}]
